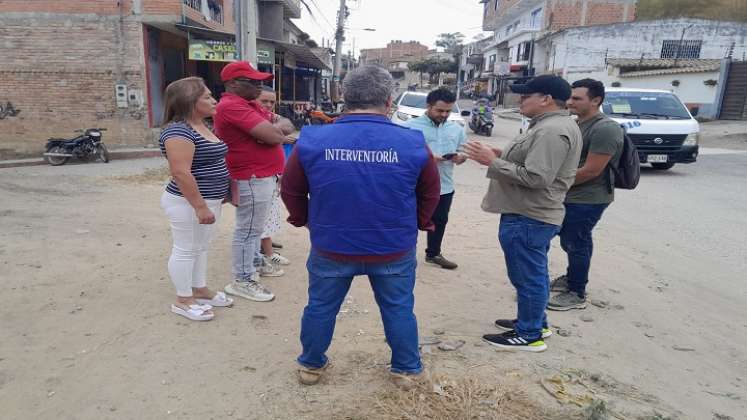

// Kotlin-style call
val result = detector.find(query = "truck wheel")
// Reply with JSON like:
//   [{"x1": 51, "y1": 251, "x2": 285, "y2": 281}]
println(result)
[{"x1": 651, "y1": 162, "x2": 675, "y2": 170}]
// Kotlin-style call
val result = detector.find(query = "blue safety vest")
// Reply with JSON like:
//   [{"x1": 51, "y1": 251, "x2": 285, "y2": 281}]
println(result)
[{"x1": 296, "y1": 114, "x2": 430, "y2": 255}]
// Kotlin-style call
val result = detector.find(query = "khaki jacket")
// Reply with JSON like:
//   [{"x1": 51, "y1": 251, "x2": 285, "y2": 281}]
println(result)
[{"x1": 481, "y1": 110, "x2": 582, "y2": 225}]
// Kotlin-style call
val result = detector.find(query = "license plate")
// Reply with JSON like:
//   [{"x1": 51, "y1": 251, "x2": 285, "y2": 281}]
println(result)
[{"x1": 646, "y1": 154, "x2": 668, "y2": 163}]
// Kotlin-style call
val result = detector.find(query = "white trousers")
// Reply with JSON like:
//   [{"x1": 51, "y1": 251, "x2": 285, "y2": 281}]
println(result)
[{"x1": 161, "y1": 192, "x2": 223, "y2": 297}]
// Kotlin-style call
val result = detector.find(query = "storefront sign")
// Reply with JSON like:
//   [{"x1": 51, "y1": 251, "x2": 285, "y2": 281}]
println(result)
[
  {"x1": 188, "y1": 38, "x2": 237, "y2": 62},
  {"x1": 258, "y1": 49, "x2": 274, "y2": 65}
]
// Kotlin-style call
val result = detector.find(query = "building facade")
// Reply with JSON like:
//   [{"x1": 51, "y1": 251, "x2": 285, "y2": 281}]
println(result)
[
  {"x1": 539, "y1": 18, "x2": 747, "y2": 118},
  {"x1": 474, "y1": 0, "x2": 636, "y2": 102},
  {"x1": 0, "y1": 0, "x2": 327, "y2": 158},
  {"x1": 359, "y1": 40, "x2": 429, "y2": 67}
]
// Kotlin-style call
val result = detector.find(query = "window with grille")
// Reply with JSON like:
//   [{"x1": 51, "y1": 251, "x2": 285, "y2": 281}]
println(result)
[
  {"x1": 661, "y1": 40, "x2": 703, "y2": 59},
  {"x1": 517, "y1": 42, "x2": 531, "y2": 62}
]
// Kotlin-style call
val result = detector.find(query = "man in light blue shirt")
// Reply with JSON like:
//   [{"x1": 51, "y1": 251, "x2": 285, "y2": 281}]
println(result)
[{"x1": 404, "y1": 88, "x2": 467, "y2": 269}]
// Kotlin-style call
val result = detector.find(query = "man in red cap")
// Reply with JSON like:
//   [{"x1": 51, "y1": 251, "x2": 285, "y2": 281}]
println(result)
[{"x1": 214, "y1": 61, "x2": 288, "y2": 302}]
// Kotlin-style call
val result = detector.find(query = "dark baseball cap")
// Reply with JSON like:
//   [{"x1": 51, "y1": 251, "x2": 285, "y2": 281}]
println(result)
[{"x1": 509, "y1": 75, "x2": 571, "y2": 102}]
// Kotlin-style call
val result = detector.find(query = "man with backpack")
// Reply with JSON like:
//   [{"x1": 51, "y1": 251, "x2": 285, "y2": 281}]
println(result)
[{"x1": 548, "y1": 79, "x2": 625, "y2": 311}]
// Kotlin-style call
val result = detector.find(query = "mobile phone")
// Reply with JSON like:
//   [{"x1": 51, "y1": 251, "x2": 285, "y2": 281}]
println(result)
[{"x1": 442, "y1": 153, "x2": 457, "y2": 160}]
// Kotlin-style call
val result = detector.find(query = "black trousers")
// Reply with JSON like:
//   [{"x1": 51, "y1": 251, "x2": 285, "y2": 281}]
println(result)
[{"x1": 426, "y1": 192, "x2": 454, "y2": 258}]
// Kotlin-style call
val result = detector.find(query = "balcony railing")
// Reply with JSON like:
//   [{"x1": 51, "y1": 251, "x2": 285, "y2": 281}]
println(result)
[
  {"x1": 184, "y1": 0, "x2": 224, "y2": 25},
  {"x1": 498, "y1": 25, "x2": 540, "y2": 43}
]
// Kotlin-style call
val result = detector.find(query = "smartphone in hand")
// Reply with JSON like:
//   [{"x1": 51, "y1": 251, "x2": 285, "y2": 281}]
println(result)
[{"x1": 442, "y1": 153, "x2": 457, "y2": 160}]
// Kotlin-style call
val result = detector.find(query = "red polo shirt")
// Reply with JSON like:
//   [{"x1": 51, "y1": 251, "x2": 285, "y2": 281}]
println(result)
[{"x1": 214, "y1": 92, "x2": 285, "y2": 179}]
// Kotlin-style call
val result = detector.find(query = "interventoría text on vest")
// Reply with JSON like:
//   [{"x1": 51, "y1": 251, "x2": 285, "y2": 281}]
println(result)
[{"x1": 324, "y1": 148, "x2": 400, "y2": 163}]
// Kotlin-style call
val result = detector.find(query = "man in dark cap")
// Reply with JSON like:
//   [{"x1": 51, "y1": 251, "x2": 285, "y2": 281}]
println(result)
[
  {"x1": 464, "y1": 75, "x2": 582, "y2": 352},
  {"x1": 214, "y1": 61, "x2": 287, "y2": 302}
]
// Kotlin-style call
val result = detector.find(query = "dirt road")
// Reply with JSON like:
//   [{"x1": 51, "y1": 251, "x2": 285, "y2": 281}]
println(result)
[{"x1": 1, "y1": 121, "x2": 744, "y2": 419}]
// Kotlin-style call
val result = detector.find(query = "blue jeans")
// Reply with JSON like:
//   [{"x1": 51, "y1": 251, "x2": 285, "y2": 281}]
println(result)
[
  {"x1": 298, "y1": 249, "x2": 422, "y2": 374},
  {"x1": 232, "y1": 176, "x2": 276, "y2": 281},
  {"x1": 498, "y1": 214, "x2": 560, "y2": 341},
  {"x1": 559, "y1": 203, "x2": 609, "y2": 297}
]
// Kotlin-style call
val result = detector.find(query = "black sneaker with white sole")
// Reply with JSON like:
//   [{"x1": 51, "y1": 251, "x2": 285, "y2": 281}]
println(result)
[
  {"x1": 482, "y1": 330, "x2": 547, "y2": 352},
  {"x1": 494, "y1": 319, "x2": 552, "y2": 338}
]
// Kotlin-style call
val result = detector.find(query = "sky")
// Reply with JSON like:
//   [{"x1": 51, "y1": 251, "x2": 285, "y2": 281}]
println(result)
[{"x1": 293, "y1": 0, "x2": 490, "y2": 56}]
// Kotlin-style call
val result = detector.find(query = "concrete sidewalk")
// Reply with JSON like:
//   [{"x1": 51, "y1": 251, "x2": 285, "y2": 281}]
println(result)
[{"x1": 0, "y1": 147, "x2": 161, "y2": 169}]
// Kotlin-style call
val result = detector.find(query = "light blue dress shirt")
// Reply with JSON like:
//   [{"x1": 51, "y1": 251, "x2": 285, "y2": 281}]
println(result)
[{"x1": 404, "y1": 114, "x2": 466, "y2": 195}]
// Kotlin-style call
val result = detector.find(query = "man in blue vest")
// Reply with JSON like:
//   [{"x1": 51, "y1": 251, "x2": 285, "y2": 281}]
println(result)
[
  {"x1": 404, "y1": 88, "x2": 467, "y2": 270},
  {"x1": 281, "y1": 65, "x2": 441, "y2": 387}
]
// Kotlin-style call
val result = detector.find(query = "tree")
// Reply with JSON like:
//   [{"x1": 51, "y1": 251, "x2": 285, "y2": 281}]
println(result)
[
  {"x1": 408, "y1": 60, "x2": 429, "y2": 87},
  {"x1": 409, "y1": 58, "x2": 458, "y2": 86},
  {"x1": 435, "y1": 32, "x2": 465, "y2": 55}
]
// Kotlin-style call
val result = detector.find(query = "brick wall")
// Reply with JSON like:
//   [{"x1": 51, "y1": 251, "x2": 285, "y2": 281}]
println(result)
[
  {"x1": 548, "y1": 0, "x2": 635, "y2": 31},
  {"x1": 0, "y1": 13, "x2": 150, "y2": 158},
  {"x1": 0, "y1": 0, "x2": 239, "y2": 157},
  {"x1": 0, "y1": 0, "x2": 130, "y2": 14},
  {"x1": 483, "y1": 0, "x2": 636, "y2": 32}
]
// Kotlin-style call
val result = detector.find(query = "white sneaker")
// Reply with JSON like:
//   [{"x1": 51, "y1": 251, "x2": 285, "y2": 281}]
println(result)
[
  {"x1": 224, "y1": 280, "x2": 275, "y2": 302},
  {"x1": 268, "y1": 252, "x2": 290, "y2": 266},
  {"x1": 259, "y1": 257, "x2": 285, "y2": 277}
]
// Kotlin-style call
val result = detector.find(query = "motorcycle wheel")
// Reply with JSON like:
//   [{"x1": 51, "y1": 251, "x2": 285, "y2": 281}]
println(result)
[
  {"x1": 485, "y1": 127, "x2": 492, "y2": 137},
  {"x1": 45, "y1": 145, "x2": 69, "y2": 166},
  {"x1": 97, "y1": 143, "x2": 110, "y2": 163}
]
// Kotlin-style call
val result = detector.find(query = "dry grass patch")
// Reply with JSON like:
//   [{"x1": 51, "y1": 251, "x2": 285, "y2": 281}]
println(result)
[{"x1": 333, "y1": 373, "x2": 568, "y2": 420}]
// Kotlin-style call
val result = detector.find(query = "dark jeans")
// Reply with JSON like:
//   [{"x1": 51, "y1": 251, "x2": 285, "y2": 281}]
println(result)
[
  {"x1": 426, "y1": 192, "x2": 454, "y2": 258},
  {"x1": 498, "y1": 214, "x2": 560, "y2": 341},
  {"x1": 298, "y1": 249, "x2": 422, "y2": 374},
  {"x1": 559, "y1": 203, "x2": 609, "y2": 298}
]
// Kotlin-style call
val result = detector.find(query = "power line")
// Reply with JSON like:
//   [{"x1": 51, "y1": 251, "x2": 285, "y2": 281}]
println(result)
[{"x1": 309, "y1": 0, "x2": 336, "y2": 31}]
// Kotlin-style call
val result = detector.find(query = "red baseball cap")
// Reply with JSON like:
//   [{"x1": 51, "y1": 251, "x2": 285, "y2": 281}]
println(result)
[{"x1": 220, "y1": 61, "x2": 273, "y2": 82}]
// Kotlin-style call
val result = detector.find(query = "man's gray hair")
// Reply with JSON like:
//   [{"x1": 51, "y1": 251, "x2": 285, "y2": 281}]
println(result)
[{"x1": 342, "y1": 65, "x2": 394, "y2": 110}]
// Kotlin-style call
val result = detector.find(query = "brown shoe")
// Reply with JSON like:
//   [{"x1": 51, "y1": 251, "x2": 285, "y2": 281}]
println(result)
[
  {"x1": 298, "y1": 362, "x2": 329, "y2": 385},
  {"x1": 390, "y1": 371, "x2": 427, "y2": 390},
  {"x1": 425, "y1": 254, "x2": 458, "y2": 270}
]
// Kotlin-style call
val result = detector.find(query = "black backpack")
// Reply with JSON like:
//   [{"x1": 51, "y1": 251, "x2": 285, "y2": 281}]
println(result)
[{"x1": 611, "y1": 129, "x2": 641, "y2": 190}]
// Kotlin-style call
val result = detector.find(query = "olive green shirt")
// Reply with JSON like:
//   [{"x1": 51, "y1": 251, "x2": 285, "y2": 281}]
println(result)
[
  {"x1": 481, "y1": 110, "x2": 582, "y2": 226},
  {"x1": 565, "y1": 114, "x2": 624, "y2": 205}
]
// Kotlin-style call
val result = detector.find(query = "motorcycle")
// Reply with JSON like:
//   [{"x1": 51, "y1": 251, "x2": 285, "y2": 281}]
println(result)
[
  {"x1": 305, "y1": 106, "x2": 341, "y2": 125},
  {"x1": 43, "y1": 128, "x2": 110, "y2": 166},
  {"x1": 469, "y1": 106, "x2": 494, "y2": 137}
]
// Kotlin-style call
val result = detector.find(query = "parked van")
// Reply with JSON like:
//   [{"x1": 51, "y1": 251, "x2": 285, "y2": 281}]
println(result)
[
  {"x1": 603, "y1": 88, "x2": 699, "y2": 170},
  {"x1": 519, "y1": 87, "x2": 699, "y2": 170}
]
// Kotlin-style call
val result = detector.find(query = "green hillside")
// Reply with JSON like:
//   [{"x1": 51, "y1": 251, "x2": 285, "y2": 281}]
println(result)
[{"x1": 637, "y1": 0, "x2": 747, "y2": 22}]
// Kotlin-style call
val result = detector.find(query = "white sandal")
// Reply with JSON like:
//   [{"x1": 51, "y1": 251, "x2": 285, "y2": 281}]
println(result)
[
  {"x1": 195, "y1": 291, "x2": 234, "y2": 307},
  {"x1": 171, "y1": 304, "x2": 214, "y2": 321}
]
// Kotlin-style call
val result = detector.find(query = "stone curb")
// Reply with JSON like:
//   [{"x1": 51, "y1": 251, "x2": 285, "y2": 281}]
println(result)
[{"x1": 0, "y1": 149, "x2": 161, "y2": 169}]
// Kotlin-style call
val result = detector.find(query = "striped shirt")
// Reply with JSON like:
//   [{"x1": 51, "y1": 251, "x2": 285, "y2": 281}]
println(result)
[{"x1": 159, "y1": 122, "x2": 230, "y2": 200}]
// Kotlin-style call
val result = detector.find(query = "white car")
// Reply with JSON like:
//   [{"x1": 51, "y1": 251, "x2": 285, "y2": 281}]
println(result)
[{"x1": 390, "y1": 91, "x2": 468, "y2": 127}]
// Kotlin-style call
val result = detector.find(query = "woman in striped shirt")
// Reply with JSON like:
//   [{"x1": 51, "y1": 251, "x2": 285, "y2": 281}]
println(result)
[{"x1": 159, "y1": 77, "x2": 233, "y2": 321}]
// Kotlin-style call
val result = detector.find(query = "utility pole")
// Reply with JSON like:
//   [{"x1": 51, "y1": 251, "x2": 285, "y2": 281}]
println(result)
[
  {"x1": 332, "y1": 0, "x2": 347, "y2": 102},
  {"x1": 456, "y1": 49, "x2": 462, "y2": 101},
  {"x1": 235, "y1": 0, "x2": 258, "y2": 64}
]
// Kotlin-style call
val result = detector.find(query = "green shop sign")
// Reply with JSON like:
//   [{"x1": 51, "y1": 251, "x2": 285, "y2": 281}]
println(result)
[{"x1": 189, "y1": 39, "x2": 237, "y2": 62}]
